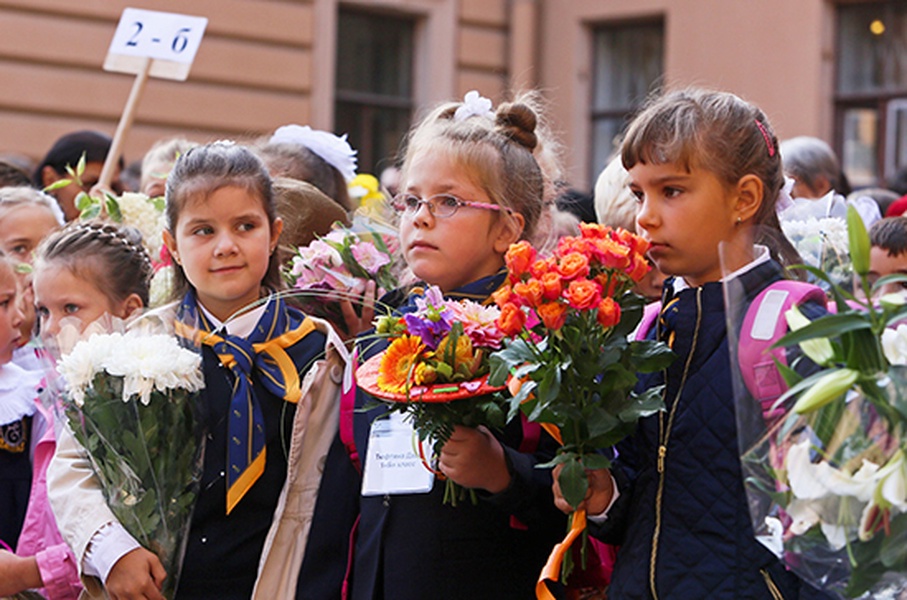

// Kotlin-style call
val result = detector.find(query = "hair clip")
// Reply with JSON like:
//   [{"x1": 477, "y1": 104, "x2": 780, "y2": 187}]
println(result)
[
  {"x1": 754, "y1": 119, "x2": 775, "y2": 157},
  {"x1": 270, "y1": 125, "x2": 358, "y2": 182},
  {"x1": 454, "y1": 90, "x2": 495, "y2": 122}
]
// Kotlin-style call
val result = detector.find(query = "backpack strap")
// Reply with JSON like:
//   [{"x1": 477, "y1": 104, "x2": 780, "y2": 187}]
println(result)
[
  {"x1": 340, "y1": 348, "x2": 361, "y2": 473},
  {"x1": 636, "y1": 301, "x2": 662, "y2": 341},
  {"x1": 739, "y1": 280, "x2": 827, "y2": 419}
]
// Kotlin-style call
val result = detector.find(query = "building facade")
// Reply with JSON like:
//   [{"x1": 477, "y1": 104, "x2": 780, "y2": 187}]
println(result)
[{"x1": 0, "y1": 0, "x2": 903, "y2": 190}]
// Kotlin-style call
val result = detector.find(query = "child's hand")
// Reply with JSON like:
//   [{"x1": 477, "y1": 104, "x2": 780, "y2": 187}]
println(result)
[
  {"x1": 0, "y1": 550, "x2": 43, "y2": 595},
  {"x1": 439, "y1": 425, "x2": 511, "y2": 494},
  {"x1": 105, "y1": 548, "x2": 167, "y2": 600},
  {"x1": 551, "y1": 463, "x2": 614, "y2": 516},
  {"x1": 339, "y1": 280, "x2": 377, "y2": 341}
]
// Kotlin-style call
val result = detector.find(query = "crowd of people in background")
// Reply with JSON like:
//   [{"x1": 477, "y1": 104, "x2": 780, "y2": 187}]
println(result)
[{"x1": 1, "y1": 85, "x2": 907, "y2": 600}]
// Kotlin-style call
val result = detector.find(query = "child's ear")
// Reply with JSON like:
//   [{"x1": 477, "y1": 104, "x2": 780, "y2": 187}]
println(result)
[
  {"x1": 41, "y1": 165, "x2": 62, "y2": 188},
  {"x1": 270, "y1": 217, "x2": 284, "y2": 255},
  {"x1": 121, "y1": 293, "x2": 144, "y2": 319},
  {"x1": 493, "y1": 212, "x2": 526, "y2": 254},
  {"x1": 734, "y1": 174, "x2": 764, "y2": 223},
  {"x1": 162, "y1": 229, "x2": 179, "y2": 265}
]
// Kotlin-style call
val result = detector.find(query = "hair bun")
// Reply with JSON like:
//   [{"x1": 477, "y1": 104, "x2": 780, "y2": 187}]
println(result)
[{"x1": 495, "y1": 102, "x2": 538, "y2": 151}]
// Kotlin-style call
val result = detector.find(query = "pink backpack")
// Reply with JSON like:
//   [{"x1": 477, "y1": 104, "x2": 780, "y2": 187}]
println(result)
[{"x1": 636, "y1": 280, "x2": 828, "y2": 417}]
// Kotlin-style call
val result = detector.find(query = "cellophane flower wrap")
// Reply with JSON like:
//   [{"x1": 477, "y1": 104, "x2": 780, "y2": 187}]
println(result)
[
  {"x1": 731, "y1": 207, "x2": 907, "y2": 599},
  {"x1": 779, "y1": 191, "x2": 854, "y2": 293},
  {"x1": 51, "y1": 311, "x2": 206, "y2": 599},
  {"x1": 358, "y1": 285, "x2": 507, "y2": 504},
  {"x1": 284, "y1": 215, "x2": 411, "y2": 332},
  {"x1": 487, "y1": 224, "x2": 674, "y2": 584}
]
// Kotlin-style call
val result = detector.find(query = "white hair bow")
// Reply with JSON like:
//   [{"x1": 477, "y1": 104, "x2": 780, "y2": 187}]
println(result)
[
  {"x1": 454, "y1": 91, "x2": 495, "y2": 122},
  {"x1": 270, "y1": 125, "x2": 358, "y2": 182}
]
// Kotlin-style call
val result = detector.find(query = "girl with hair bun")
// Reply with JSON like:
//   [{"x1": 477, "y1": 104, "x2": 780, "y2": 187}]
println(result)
[{"x1": 297, "y1": 91, "x2": 566, "y2": 600}]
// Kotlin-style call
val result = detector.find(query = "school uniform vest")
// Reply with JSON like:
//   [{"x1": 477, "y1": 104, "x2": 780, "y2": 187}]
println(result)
[{"x1": 176, "y1": 315, "x2": 326, "y2": 600}]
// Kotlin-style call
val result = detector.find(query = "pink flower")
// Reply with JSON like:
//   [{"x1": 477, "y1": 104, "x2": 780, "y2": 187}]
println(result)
[
  {"x1": 444, "y1": 299, "x2": 505, "y2": 349},
  {"x1": 351, "y1": 241, "x2": 391, "y2": 275}
]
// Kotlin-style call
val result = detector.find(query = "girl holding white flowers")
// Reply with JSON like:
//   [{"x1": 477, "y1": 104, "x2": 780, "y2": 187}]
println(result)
[
  {"x1": 47, "y1": 142, "x2": 345, "y2": 600},
  {"x1": 3, "y1": 222, "x2": 150, "y2": 600}
]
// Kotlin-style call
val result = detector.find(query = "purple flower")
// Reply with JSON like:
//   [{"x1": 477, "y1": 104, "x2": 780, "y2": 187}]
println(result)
[{"x1": 404, "y1": 312, "x2": 451, "y2": 350}]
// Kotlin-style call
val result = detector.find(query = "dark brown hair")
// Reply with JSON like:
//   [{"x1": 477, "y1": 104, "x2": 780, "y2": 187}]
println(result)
[
  {"x1": 164, "y1": 142, "x2": 283, "y2": 302},
  {"x1": 621, "y1": 88, "x2": 800, "y2": 267},
  {"x1": 35, "y1": 220, "x2": 153, "y2": 306},
  {"x1": 870, "y1": 217, "x2": 907, "y2": 257}
]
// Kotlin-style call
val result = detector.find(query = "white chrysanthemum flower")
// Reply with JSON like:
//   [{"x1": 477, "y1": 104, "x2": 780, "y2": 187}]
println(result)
[
  {"x1": 104, "y1": 331, "x2": 204, "y2": 405},
  {"x1": 60, "y1": 330, "x2": 203, "y2": 407},
  {"x1": 58, "y1": 333, "x2": 119, "y2": 406},
  {"x1": 117, "y1": 193, "x2": 166, "y2": 259},
  {"x1": 882, "y1": 324, "x2": 907, "y2": 366},
  {"x1": 149, "y1": 266, "x2": 175, "y2": 308}
]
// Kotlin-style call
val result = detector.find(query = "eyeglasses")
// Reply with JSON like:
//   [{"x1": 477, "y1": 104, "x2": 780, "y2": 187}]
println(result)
[{"x1": 391, "y1": 193, "x2": 509, "y2": 219}]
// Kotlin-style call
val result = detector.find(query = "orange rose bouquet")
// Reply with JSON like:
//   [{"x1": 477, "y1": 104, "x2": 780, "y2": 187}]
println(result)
[{"x1": 488, "y1": 224, "x2": 674, "y2": 586}]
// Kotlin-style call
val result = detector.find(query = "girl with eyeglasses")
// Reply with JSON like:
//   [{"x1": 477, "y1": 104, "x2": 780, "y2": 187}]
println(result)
[{"x1": 296, "y1": 91, "x2": 568, "y2": 600}]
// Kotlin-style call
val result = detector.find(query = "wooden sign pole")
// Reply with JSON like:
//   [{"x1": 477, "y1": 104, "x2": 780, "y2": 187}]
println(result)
[{"x1": 97, "y1": 56, "x2": 152, "y2": 195}]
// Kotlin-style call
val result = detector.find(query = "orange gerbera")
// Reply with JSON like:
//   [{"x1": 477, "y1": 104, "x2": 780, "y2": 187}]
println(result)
[{"x1": 378, "y1": 335, "x2": 425, "y2": 393}]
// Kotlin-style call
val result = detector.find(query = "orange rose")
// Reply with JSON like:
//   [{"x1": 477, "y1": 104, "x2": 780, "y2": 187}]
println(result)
[
  {"x1": 513, "y1": 278, "x2": 544, "y2": 307},
  {"x1": 597, "y1": 296, "x2": 621, "y2": 328},
  {"x1": 505, "y1": 241, "x2": 537, "y2": 280},
  {"x1": 593, "y1": 238, "x2": 631, "y2": 270},
  {"x1": 595, "y1": 272, "x2": 620, "y2": 298},
  {"x1": 557, "y1": 252, "x2": 590, "y2": 281},
  {"x1": 530, "y1": 257, "x2": 556, "y2": 279},
  {"x1": 537, "y1": 301, "x2": 568, "y2": 331},
  {"x1": 615, "y1": 227, "x2": 650, "y2": 255},
  {"x1": 540, "y1": 271, "x2": 563, "y2": 301},
  {"x1": 492, "y1": 284, "x2": 515, "y2": 308},
  {"x1": 625, "y1": 253, "x2": 651, "y2": 283},
  {"x1": 497, "y1": 302, "x2": 526, "y2": 337},
  {"x1": 564, "y1": 279, "x2": 602, "y2": 311},
  {"x1": 579, "y1": 222, "x2": 609, "y2": 240},
  {"x1": 556, "y1": 236, "x2": 590, "y2": 259}
]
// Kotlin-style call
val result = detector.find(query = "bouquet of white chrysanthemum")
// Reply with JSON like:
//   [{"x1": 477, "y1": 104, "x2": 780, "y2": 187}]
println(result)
[
  {"x1": 780, "y1": 215, "x2": 853, "y2": 292},
  {"x1": 55, "y1": 317, "x2": 205, "y2": 599}
]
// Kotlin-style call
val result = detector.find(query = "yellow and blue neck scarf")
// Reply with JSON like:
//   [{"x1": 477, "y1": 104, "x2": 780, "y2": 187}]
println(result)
[{"x1": 177, "y1": 292, "x2": 316, "y2": 514}]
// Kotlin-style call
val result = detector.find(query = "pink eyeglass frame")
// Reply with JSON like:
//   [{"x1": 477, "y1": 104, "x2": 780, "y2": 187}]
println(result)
[{"x1": 392, "y1": 193, "x2": 512, "y2": 218}]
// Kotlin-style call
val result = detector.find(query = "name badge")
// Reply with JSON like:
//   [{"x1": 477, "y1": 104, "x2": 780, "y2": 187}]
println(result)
[{"x1": 362, "y1": 412, "x2": 434, "y2": 496}]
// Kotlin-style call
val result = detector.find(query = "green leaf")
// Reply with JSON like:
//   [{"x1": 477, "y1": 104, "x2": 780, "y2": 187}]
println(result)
[
  {"x1": 559, "y1": 457, "x2": 588, "y2": 510},
  {"x1": 579, "y1": 453, "x2": 612, "y2": 470},
  {"x1": 81, "y1": 204, "x2": 101, "y2": 220},
  {"x1": 773, "y1": 313, "x2": 872, "y2": 348},
  {"x1": 44, "y1": 178, "x2": 73, "y2": 192},
  {"x1": 105, "y1": 194, "x2": 123, "y2": 222},
  {"x1": 880, "y1": 512, "x2": 907, "y2": 568},
  {"x1": 847, "y1": 203, "x2": 871, "y2": 276},
  {"x1": 628, "y1": 340, "x2": 675, "y2": 373}
]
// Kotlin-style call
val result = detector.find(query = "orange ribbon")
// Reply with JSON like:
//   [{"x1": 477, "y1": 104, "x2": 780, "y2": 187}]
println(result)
[{"x1": 537, "y1": 509, "x2": 587, "y2": 600}]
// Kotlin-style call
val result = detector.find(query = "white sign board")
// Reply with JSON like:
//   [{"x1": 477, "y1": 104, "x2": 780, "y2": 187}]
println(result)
[{"x1": 104, "y1": 8, "x2": 208, "y2": 81}]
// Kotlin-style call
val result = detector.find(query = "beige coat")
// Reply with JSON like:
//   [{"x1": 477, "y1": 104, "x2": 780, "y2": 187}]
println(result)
[{"x1": 46, "y1": 317, "x2": 348, "y2": 599}]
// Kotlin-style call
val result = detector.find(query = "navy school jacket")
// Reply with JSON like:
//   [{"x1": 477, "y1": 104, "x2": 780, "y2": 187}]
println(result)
[{"x1": 297, "y1": 273, "x2": 567, "y2": 600}]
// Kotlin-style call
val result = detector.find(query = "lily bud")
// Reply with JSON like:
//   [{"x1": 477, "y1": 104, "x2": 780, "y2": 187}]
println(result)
[
  {"x1": 792, "y1": 368, "x2": 859, "y2": 414},
  {"x1": 785, "y1": 305, "x2": 835, "y2": 366}
]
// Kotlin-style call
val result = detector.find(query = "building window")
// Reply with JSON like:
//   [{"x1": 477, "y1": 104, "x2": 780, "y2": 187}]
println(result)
[
  {"x1": 335, "y1": 9, "x2": 415, "y2": 176},
  {"x1": 590, "y1": 21, "x2": 664, "y2": 180},
  {"x1": 836, "y1": 1, "x2": 907, "y2": 188}
]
